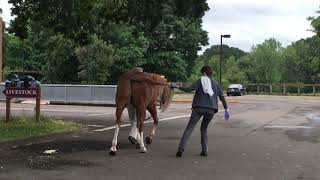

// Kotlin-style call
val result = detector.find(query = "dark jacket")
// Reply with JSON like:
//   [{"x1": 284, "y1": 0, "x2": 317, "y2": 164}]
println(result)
[{"x1": 179, "y1": 78, "x2": 227, "y2": 111}]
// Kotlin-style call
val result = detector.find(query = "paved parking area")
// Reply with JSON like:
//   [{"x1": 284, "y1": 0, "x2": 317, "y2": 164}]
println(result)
[{"x1": 0, "y1": 95, "x2": 320, "y2": 180}]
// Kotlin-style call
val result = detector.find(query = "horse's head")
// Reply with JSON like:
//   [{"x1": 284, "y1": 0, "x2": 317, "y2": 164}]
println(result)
[{"x1": 150, "y1": 74, "x2": 174, "y2": 113}]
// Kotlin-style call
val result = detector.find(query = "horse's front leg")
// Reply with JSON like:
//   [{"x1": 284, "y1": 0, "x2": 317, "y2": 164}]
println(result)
[
  {"x1": 127, "y1": 104, "x2": 138, "y2": 145},
  {"x1": 145, "y1": 102, "x2": 158, "y2": 145},
  {"x1": 137, "y1": 106, "x2": 147, "y2": 153}
]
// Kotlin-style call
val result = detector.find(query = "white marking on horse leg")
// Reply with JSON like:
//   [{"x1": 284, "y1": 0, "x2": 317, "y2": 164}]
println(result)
[
  {"x1": 150, "y1": 126, "x2": 156, "y2": 137},
  {"x1": 128, "y1": 105, "x2": 138, "y2": 140},
  {"x1": 136, "y1": 128, "x2": 141, "y2": 142},
  {"x1": 129, "y1": 120, "x2": 138, "y2": 139},
  {"x1": 110, "y1": 125, "x2": 120, "y2": 152},
  {"x1": 139, "y1": 132, "x2": 147, "y2": 153}
]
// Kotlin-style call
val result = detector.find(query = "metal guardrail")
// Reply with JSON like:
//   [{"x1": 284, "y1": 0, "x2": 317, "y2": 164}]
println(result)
[{"x1": 0, "y1": 84, "x2": 117, "y2": 104}]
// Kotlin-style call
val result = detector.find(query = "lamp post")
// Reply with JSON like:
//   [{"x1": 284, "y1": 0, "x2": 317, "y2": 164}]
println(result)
[
  {"x1": 219, "y1": 34, "x2": 231, "y2": 86},
  {"x1": 0, "y1": 16, "x2": 3, "y2": 82}
]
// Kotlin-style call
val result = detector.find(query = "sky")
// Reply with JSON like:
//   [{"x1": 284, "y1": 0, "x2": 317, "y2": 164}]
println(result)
[
  {"x1": 203, "y1": 0, "x2": 319, "y2": 52},
  {"x1": 1, "y1": 0, "x2": 319, "y2": 52}
]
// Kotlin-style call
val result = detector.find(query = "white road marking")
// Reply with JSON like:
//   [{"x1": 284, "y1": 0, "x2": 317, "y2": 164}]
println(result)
[
  {"x1": 85, "y1": 113, "x2": 113, "y2": 116},
  {"x1": 87, "y1": 125, "x2": 106, "y2": 127},
  {"x1": 93, "y1": 115, "x2": 191, "y2": 132},
  {"x1": 264, "y1": 125, "x2": 314, "y2": 129}
]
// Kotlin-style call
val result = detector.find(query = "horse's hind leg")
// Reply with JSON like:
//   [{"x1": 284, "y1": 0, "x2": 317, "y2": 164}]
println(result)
[
  {"x1": 137, "y1": 106, "x2": 147, "y2": 153},
  {"x1": 127, "y1": 104, "x2": 138, "y2": 144},
  {"x1": 146, "y1": 103, "x2": 158, "y2": 145},
  {"x1": 109, "y1": 103, "x2": 126, "y2": 156}
]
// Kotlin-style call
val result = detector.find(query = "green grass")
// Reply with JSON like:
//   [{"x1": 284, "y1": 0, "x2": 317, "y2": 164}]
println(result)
[{"x1": 0, "y1": 116, "x2": 81, "y2": 141}]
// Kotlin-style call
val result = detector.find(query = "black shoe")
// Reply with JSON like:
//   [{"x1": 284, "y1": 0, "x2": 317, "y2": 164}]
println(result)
[
  {"x1": 176, "y1": 151, "x2": 183, "y2": 157},
  {"x1": 200, "y1": 151, "x2": 208, "y2": 156}
]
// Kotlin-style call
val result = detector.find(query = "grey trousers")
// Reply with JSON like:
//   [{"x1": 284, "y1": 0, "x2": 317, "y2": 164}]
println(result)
[{"x1": 178, "y1": 107, "x2": 216, "y2": 152}]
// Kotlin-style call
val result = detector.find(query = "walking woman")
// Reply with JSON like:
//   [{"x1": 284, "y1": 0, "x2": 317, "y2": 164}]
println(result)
[{"x1": 173, "y1": 66, "x2": 228, "y2": 157}]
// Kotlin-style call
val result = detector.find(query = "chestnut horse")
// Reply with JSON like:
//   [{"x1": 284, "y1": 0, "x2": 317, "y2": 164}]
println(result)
[{"x1": 109, "y1": 68, "x2": 174, "y2": 155}]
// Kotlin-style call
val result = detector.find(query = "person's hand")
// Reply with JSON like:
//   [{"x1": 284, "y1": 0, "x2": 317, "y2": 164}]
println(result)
[
  {"x1": 169, "y1": 83, "x2": 178, "y2": 89},
  {"x1": 224, "y1": 110, "x2": 230, "y2": 121}
]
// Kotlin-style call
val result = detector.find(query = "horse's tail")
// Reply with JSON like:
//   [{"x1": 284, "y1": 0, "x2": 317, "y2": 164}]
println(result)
[{"x1": 160, "y1": 86, "x2": 174, "y2": 113}]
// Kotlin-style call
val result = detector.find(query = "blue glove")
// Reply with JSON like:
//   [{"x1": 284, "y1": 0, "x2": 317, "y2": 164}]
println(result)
[
  {"x1": 169, "y1": 83, "x2": 178, "y2": 89},
  {"x1": 224, "y1": 111, "x2": 230, "y2": 121}
]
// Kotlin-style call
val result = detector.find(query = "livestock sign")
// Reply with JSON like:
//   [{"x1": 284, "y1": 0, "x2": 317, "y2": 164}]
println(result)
[{"x1": 2, "y1": 88, "x2": 41, "y2": 98}]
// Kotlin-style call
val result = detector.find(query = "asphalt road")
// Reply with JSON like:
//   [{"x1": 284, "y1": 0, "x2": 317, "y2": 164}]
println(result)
[{"x1": 0, "y1": 95, "x2": 320, "y2": 180}]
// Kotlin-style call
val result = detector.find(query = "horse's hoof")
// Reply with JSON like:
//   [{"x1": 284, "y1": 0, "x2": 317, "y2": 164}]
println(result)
[
  {"x1": 128, "y1": 136, "x2": 137, "y2": 144},
  {"x1": 109, "y1": 151, "x2": 116, "y2": 156},
  {"x1": 140, "y1": 147, "x2": 147, "y2": 153},
  {"x1": 136, "y1": 143, "x2": 140, "y2": 149},
  {"x1": 145, "y1": 136, "x2": 152, "y2": 145}
]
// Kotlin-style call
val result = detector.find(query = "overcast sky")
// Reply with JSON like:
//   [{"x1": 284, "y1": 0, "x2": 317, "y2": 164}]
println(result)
[
  {"x1": 1, "y1": 0, "x2": 319, "y2": 52},
  {"x1": 203, "y1": 0, "x2": 319, "y2": 52}
]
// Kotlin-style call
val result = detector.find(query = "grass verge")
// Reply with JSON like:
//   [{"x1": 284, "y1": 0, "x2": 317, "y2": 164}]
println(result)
[{"x1": 0, "y1": 116, "x2": 81, "y2": 141}]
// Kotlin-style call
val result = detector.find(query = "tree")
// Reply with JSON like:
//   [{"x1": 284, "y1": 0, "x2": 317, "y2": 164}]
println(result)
[
  {"x1": 123, "y1": 1, "x2": 209, "y2": 81},
  {"x1": 281, "y1": 36, "x2": 320, "y2": 84},
  {"x1": 76, "y1": 35, "x2": 114, "y2": 84},
  {"x1": 224, "y1": 56, "x2": 247, "y2": 84},
  {"x1": 247, "y1": 39, "x2": 283, "y2": 83},
  {"x1": 3, "y1": 33, "x2": 29, "y2": 70},
  {"x1": 41, "y1": 34, "x2": 77, "y2": 83},
  {"x1": 97, "y1": 22, "x2": 150, "y2": 82},
  {"x1": 9, "y1": 0, "x2": 97, "y2": 44},
  {"x1": 308, "y1": 8, "x2": 320, "y2": 35},
  {"x1": 200, "y1": 45, "x2": 247, "y2": 62},
  {"x1": 8, "y1": 0, "x2": 210, "y2": 83},
  {"x1": 190, "y1": 44, "x2": 246, "y2": 83}
]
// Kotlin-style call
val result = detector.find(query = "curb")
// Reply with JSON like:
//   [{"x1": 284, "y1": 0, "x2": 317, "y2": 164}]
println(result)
[
  {"x1": 173, "y1": 100, "x2": 192, "y2": 103},
  {"x1": 173, "y1": 100, "x2": 240, "y2": 104}
]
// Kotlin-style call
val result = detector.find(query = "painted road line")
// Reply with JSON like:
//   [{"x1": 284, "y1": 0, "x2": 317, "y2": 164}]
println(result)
[
  {"x1": 173, "y1": 100, "x2": 239, "y2": 104},
  {"x1": 87, "y1": 125, "x2": 106, "y2": 127},
  {"x1": 264, "y1": 125, "x2": 314, "y2": 129},
  {"x1": 93, "y1": 115, "x2": 191, "y2": 132},
  {"x1": 85, "y1": 113, "x2": 113, "y2": 116}
]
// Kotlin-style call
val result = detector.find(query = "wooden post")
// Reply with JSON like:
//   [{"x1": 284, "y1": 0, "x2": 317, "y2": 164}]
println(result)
[
  {"x1": 313, "y1": 85, "x2": 316, "y2": 96},
  {"x1": 270, "y1": 84, "x2": 273, "y2": 94},
  {"x1": 5, "y1": 97, "x2": 11, "y2": 123},
  {"x1": 283, "y1": 84, "x2": 286, "y2": 95},
  {"x1": 0, "y1": 17, "x2": 3, "y2": 82},
  {"x1": 35, "y1": 97, "x2": 40, "y2": 121}
]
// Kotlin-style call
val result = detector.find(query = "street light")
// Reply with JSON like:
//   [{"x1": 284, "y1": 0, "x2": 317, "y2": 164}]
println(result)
[{"x1": 219, "y1": 34, "x2": 231, "y2": 86}]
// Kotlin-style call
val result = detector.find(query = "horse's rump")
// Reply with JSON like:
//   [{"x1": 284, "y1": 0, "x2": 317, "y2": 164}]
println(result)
[{"x1": 116, "y1": 68, "x2": 174, "y2": 112}]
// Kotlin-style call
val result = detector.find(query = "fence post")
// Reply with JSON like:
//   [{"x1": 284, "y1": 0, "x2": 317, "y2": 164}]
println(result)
[
  {"x1": 5, "y1": 97, "x2": 11, "y2": 123},
  {"x1": 257, "y1": 84, "x2": 260, "y2": 94},
  {"x1": 298, "y1": 84, "x2": 300, "y2": 95},
  {"x1": 35, "y1": 97, "x2": 40, "y2": 122},
  {"x1": 270, "y1": 84, "x2": 272, "y2": 94},
  {"x1": 283, "y1": 84, "x2": 286, "y2": 95},
  {"x1": 90, "y1": 85, "x2": 93, "y2": 102},
  {"x1": 313, "y1": 85, "x2": 316, "y2": 96},
  {"x1": 64, "y1": 85, "x2": 67, "y2": 103}
]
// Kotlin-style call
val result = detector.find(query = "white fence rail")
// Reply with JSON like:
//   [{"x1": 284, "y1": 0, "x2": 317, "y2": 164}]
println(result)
[{"x1": 0, "y1": 84, "x2": 117, "y2": 105}]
